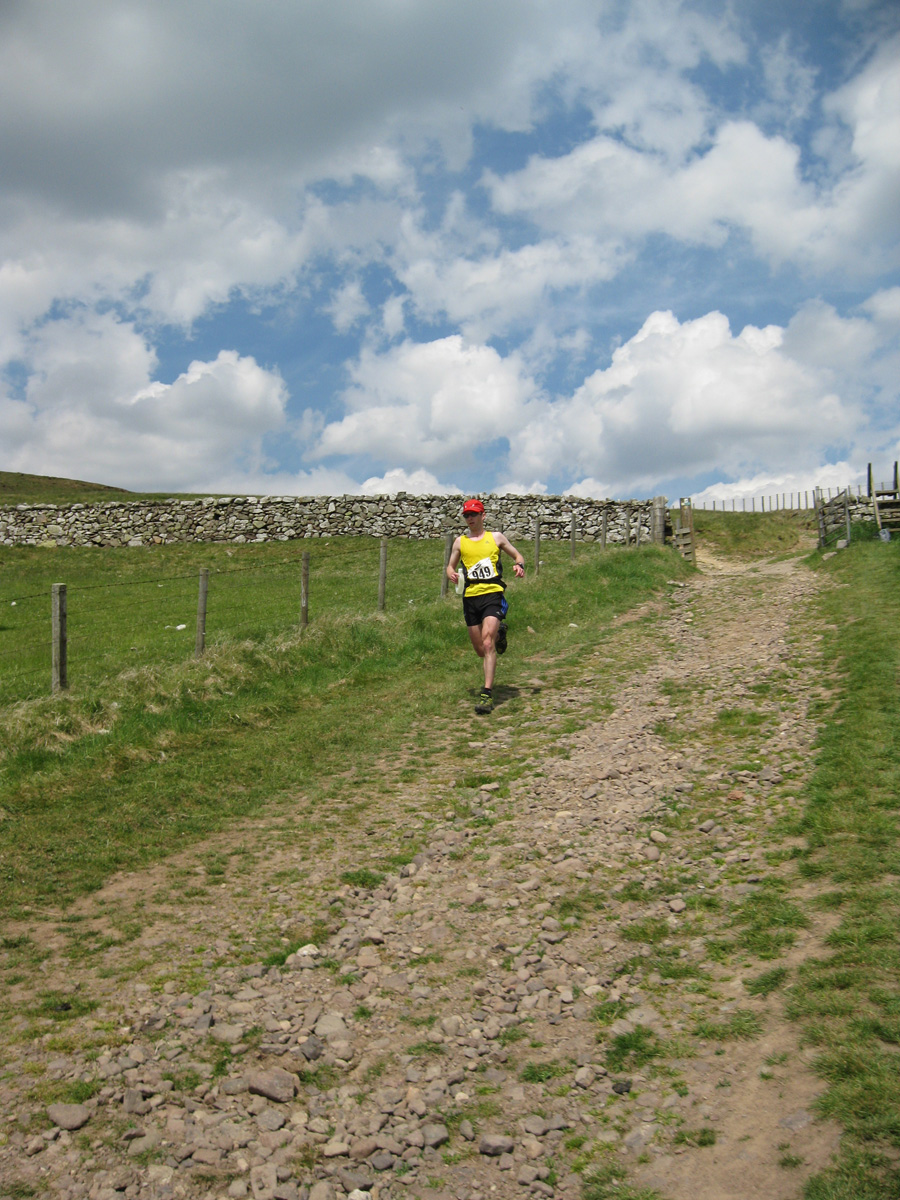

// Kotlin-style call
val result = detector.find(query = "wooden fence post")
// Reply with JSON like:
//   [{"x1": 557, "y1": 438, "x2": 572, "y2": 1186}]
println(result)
[
  {"x1": 378, "y1": 538, "x2": 387, "y2": 611},
  {"x1": 844, "y1": 491, "x2": 852, "y2": 544},
  {"x1": 534, "y1": 519, "x2": 541, "y2": 577},
  {"x1": 301, "y1": 551, "x2": 309, "y2": 628},
  {"x1": 51, "y1": 583, "x2": 67, "y2": 693},
  {"x1": 441, "y1": 531, "x2": 453, "y2": 597},
  {"x1": 194, "y1": 568, "x2": 209, "y2": 658},
  {"x1": 650, "y1": 496, "x2": 667, "y2": 545},
  {"x1": 570, "y1": 512, "x2": 576, "y2": 561},
  {"x1": 600, "y1": 507, "x2": 608, "y2": 551}
]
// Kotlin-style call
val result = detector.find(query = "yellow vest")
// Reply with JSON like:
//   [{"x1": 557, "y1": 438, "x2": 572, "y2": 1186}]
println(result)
[{"x1": 459, "y1": 531, "x2": 504, "y2": 597}]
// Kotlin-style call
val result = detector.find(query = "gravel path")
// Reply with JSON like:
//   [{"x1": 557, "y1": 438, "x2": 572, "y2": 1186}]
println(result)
[{"x1": 1, "y1": 547, "x2": 843, "y2": 1200}]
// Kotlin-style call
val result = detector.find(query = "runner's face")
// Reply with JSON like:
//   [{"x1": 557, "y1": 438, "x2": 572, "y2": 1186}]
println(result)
[{"x1": 464, "y1": 511, "x2": 484, "y2": 532}]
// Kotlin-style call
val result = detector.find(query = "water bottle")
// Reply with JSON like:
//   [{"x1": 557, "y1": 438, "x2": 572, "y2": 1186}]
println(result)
[{"x1": 455, "y1": 566, "x2": 466, "y2": 595}]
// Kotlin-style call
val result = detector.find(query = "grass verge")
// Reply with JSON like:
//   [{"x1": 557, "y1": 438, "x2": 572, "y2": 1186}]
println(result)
[{"x1": 790, "y1": 539, "x2": 900, "y2": 1199}]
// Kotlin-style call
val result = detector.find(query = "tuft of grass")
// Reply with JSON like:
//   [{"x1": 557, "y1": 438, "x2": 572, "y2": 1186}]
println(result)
[
  {"x1": 582, "y1": 1160, "x2": 663, "y2": 1200},
  {"x1": 604, "y1": 1025, "x2": 662, "y2": 1072},
  {"x1": 520, "y1": 1059, "x2": 567, "y2": 1083},
  {"x1": 674, "y1": 1127, "x2": 717, "y2": 1147},
  {"x1": 341, "y1": 868, "x2": 385, "y2": 890},
  {"x1": 693, "y1": 1009, "x2": 763, "y2": 1042},
  {"x1": 745, "y1": 966, "x2": 789, "y2": 997},
  {"x1": 28, "y1": 991, "x2": 99, "y2": 1022}
]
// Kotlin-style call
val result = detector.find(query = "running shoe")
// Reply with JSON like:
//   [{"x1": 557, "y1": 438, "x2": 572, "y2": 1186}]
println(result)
[
  {"x1": 496, "y1": 621, "x2": 508, "y2": 655},
  {"x1": 475, "y1": 691, "x2": 494, "y2": 714}
]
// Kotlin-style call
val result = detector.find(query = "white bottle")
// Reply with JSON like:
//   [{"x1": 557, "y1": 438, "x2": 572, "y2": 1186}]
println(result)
[{"x1": 455, "y1": 567, "x2": 466, "y2": 595}]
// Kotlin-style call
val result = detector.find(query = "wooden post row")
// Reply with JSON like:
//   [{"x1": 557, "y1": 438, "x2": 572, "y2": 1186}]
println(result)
[{"x1": 301, "y1": 551, "x2": 310, "y2": 628}]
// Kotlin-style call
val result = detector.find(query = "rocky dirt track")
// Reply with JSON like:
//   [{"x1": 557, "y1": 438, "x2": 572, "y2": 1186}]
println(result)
[{"x1": 1, "y1": 546, "x2": 844, "y2": 1200}]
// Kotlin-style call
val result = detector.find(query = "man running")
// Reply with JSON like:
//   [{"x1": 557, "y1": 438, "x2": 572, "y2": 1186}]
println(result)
[{"x1": 446, "y1": 498, "x2": 525, "y2": 714}]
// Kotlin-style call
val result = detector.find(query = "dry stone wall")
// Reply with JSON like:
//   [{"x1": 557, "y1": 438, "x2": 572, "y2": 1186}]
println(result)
[{"x1": 0, "y1": 494, "x2": 666, "y2": 549}]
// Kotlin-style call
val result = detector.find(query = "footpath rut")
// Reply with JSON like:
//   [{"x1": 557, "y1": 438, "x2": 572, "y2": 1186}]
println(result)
[{"x1": 1, "y1": 549, "x2": 843, "y2": 1200}]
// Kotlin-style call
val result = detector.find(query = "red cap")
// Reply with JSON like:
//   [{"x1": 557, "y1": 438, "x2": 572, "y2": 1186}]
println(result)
[{"x1": 462, "y1": 498, "x2": 485, "y2": 514}]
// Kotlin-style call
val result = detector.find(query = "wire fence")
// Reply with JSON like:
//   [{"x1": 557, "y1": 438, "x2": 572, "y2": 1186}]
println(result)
[{"x1": 0, "y1": 538, "x2": 442, "y2": 707}]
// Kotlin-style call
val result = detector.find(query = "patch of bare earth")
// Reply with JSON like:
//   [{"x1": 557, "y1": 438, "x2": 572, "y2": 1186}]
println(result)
[{"x1": 0, "y1": 548, "x2": 843, "y2": 1200}]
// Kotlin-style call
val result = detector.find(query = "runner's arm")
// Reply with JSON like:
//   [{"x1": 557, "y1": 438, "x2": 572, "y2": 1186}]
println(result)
[
  {"x1": 446, "y1": 537, "x2": 462, "y2": 582},
  {"x1": 494, "y1": 532, "x2": 525, "y2": 577}
]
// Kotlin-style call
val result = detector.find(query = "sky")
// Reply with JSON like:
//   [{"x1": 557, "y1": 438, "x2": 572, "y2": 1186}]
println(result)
[{"x1": 0, "y1": 0, "x2": 898, "y2": 503}]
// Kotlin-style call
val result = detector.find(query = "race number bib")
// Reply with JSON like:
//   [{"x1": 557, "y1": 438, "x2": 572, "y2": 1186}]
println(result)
[{"x1": 468, "y1": 556, "x2": 496, "y2": 581}]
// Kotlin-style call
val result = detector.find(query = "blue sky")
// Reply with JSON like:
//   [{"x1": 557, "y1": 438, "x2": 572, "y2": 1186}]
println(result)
[{"x1": 0, "y1": 0, "x2": 898, "y2": 502}]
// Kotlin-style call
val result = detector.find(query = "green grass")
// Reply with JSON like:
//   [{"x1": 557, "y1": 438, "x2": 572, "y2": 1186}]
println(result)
[
  {"x1": 0, "y1": 538, "x2": 690, "y2": 912},
  {"x1": 745, "y1": 966, "x2": 789, "y2": 997},
  {"x1": 603, "y1": 1025, "x2": 662, "y2": 1072},
  {"x1": 520, "y1": 1059, "x2": 568, "y2": 1083},
  {"x1": 673, "y1": 1127, "x2": 717, "y2": 1147},
  {"x1": 787, "y1": 538, "x2": 900, "y2": 1199},
  {"x1": 691, "y1": 508, "x2": 816, "y2": 560},
  {"x1": 693, "y1": 1009, "x2": 763, "y2": 1042},
  {"x1": 0, "y1": 470, "x2": 135, "y2": 507},
  {"x1": 582, "y1": 1160, "x2": 662, "y2": 1200}
]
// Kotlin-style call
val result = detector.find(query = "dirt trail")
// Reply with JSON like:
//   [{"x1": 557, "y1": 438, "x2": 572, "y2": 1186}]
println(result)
[{"x1": 1, "y1": 545, "x2": 844, "y2": 1200}]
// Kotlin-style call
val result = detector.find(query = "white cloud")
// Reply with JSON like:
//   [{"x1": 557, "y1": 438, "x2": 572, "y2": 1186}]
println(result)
[
  {"x1": 564, "y1": 478, "x2": 614, "y2": 499},
  {"x1": 510, "y1": 308, "x2": 861, "y2": 493},
  {"x1": 3, "y1": 311, "x2": 288, "y2": 491},
  {"x1": 313, "y1": 336, "x2": 539, "y2": 468},
  {"x1": 693, "y1": 464, "x2": 864, "y2": 506},
  {"x1": 0, "y1": 2, "x2": 897, "y2": 502},
  {"x1": 863, "y1": 286, "x2": 900, "y2": 326},
  {"x1": 194, "y1": 465, "x2": 364, "y2": 497},
  {"x1": 326, "y1": 280, "x2": 370, "y2": 333},
  {"x1": 399, "y1": 233, "x2": 628, "y2": 340},
  {"x1": 486, "y1": 121, "x2": 822, "y2": 263},
  {"x1": 359, "y1": 468, "x2": 461, "y2": 496}
]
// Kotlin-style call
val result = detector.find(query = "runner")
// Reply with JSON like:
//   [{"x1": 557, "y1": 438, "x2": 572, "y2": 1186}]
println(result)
[{"x1": 446, "y1": 498, "x2": 525, "y2": 714}]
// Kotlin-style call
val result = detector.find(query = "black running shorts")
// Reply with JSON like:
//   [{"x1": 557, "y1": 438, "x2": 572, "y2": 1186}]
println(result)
[{"x1": 463, "y1": 591, "x2": 505, "y2": 627}]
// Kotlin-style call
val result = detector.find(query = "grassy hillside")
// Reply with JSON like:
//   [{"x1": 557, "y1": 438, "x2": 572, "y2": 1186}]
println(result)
[
  {"x1": 0, "y1": 471, "x2": 133, "y2": 506},
  {"x1": 692, "y1": 507, "x2": 818, "y2": 559},
  {"x1": 0, "y1": 470, "x2": 213, "y2": 506}
]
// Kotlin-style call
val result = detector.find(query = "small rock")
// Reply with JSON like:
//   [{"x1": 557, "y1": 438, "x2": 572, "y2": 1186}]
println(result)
[
  {"x1": 523, "y1": 1116, "x2": 549, "y2": 1137},
  {"x1": 308, "y1": 1183, "x2": 335, "y2": 1200},
  {"x1": 299, "y1": 1035, "x2": 324, "y2": 1061},
  {"x1": 247, "y1": 1067, "x2": 297, "y2": 1104},
  {"x1": 47, "y1": 1103, "x2": 91, "y2": 1131},
  {"x1": 422, "y1": 1123, "x2": 450, "y2": 1148},
  {"x1": 480, "y1": 1133, "x2": 515, "y2": 1156}
]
